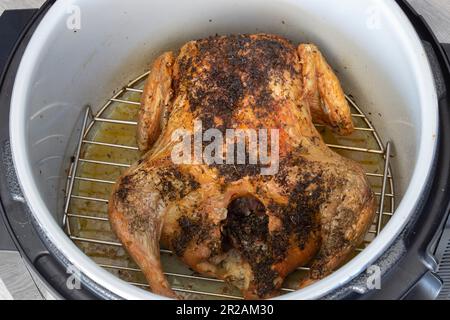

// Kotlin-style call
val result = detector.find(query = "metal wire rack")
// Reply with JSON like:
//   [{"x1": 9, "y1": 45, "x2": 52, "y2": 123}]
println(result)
[{"x1": 63, "y1": 71, "x2": 395, "y2": 300}]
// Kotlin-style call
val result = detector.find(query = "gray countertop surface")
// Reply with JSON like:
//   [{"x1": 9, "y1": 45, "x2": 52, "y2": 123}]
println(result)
[
  {"x1": 408, "y1": 0, "x2": 450, "y2": 43},
  {"x1": 0, "y1": 0, "x2": 449, "y2": 300}
]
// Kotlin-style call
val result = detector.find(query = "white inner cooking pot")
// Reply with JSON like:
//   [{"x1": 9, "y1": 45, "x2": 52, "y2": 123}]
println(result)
[{"x1": 10, "y1": 0, "x2": 438, "y2": 299}]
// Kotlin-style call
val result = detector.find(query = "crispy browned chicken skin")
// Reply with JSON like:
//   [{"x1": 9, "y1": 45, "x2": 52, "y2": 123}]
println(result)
[{"x1": 109, "y1": 34, "x2": 375, "y2": 299}]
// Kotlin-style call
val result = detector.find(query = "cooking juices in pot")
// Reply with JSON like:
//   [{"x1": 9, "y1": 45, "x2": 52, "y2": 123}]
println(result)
[{"x1": 65, "y1": 73, "x2": 395, "y2": 300}]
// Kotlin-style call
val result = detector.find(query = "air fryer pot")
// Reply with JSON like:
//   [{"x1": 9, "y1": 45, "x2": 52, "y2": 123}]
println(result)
[{"x1": 1, "y1": 0, "x2": 450, "y2": 300}]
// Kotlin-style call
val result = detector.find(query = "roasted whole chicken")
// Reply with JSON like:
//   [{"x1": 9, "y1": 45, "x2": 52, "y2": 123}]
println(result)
[{"x1": 109, "y1": 34, "x2": 376, "y2": 299}]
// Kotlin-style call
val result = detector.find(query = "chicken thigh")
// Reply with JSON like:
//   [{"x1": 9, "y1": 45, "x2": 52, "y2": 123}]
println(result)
[{"x1": 109, "y1": 34, "x2": 375, "y2": 299}]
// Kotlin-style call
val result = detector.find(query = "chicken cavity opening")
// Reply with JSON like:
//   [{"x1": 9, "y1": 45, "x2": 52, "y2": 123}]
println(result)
[{"x1": 225, "y1": 196, "x2": 268, "y2": 250}]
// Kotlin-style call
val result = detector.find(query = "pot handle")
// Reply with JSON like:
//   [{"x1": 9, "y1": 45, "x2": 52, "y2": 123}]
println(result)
[
  {"x1": 33, "y1": 254, "x2": 99, "y2": 300},
  {"x1": 402, "y1": 271, "x2": 443, "y2": 300}
]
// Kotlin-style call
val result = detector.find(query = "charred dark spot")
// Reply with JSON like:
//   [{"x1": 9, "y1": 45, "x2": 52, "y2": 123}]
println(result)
[
  {"x1": 188, "y1": 177, "x2": 201, "y2": 191},
  {"x1": 116, "y1": 174, "x2": 133, "y2": 203},
  {"x1": 155, "y1": 168, "x2": 200, "y2": 202},
  {"x1": 116, "y1": 188, "x2": 129, "y2": 203},
  {"x1": 172, "y1": 216, "x2": 211, "y2": 256},
  {"x1": 214, "y1": 163, "x2": 261, "y2": 183},
  {"x1": 226, "y1": 196, "x2": 268, "y2": 242}
]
